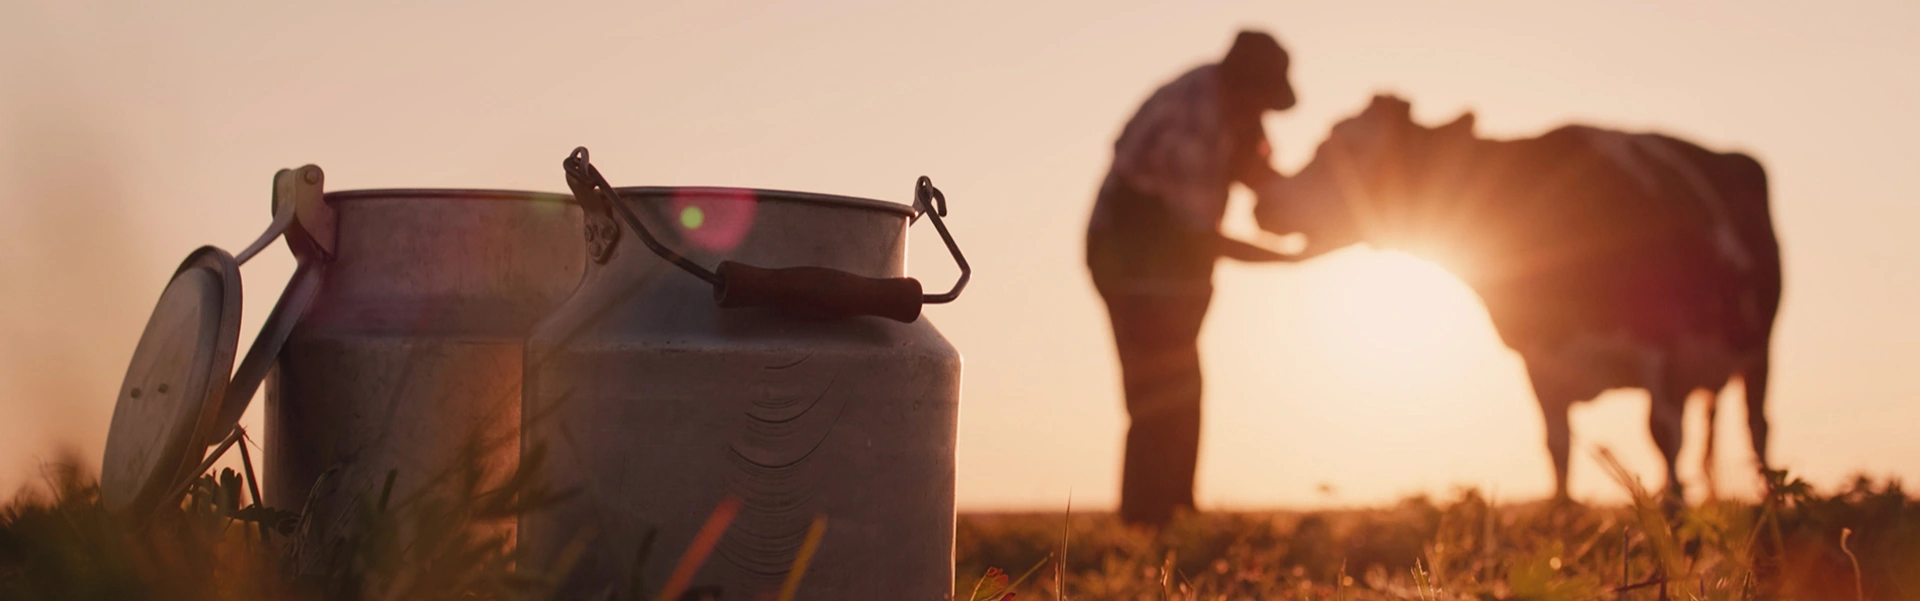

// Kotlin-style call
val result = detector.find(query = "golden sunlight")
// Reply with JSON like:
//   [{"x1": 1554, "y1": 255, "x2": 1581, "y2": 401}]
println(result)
[{"x1": 1305, "y1": 250, "x2": 1487, "y2": 378}]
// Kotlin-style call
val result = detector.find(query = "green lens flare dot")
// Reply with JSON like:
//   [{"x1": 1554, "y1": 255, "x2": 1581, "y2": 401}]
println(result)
[{"x1": 679, "y1": 206, "x2": 705, "y2": 229}]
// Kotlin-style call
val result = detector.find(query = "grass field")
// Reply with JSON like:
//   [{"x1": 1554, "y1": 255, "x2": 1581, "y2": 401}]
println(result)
[
  {"x1": 3, "y1": 446, "x2": 1916, "y2": 600},
  {"x1": 955, "y1": 473, "x2": 1920, "y2": 600}
]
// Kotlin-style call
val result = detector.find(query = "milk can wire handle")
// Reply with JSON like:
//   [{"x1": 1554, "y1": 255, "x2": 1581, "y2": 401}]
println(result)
[
  {"x1": 562, "y1": 147, "x2": 968, "y2": 322},
  {"x1": 563, "y1": 147, "x2": 722, "y2": 286},
  {"x1": 912, "y1": 175, "x2": 969, "y2": 304}
]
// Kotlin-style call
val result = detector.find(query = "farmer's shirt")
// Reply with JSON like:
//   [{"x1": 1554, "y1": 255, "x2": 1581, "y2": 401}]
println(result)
[{"x1": 1088, "y1": 64, "x2": 1270, "y2": 295}]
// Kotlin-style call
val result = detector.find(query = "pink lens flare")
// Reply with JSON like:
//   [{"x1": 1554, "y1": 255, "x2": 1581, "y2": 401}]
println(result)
[{"x1": 671, "y1": 188, "x2": 757, "y2": 253}]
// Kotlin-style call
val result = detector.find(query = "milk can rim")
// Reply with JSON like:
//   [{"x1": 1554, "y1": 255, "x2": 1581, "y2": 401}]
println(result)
[
  {"x1": 323, "y1": 187, "x2": 917, "y2": 217},
  {"x1": 619, "y1": 186, "x2": 917, "y2": 217}
]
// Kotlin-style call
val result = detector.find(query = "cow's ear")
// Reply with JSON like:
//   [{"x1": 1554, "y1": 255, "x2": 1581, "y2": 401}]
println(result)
[
  {"x1": 1368, "y1": 94, "x2": 1413, "y2": 120},
  {"x1": 1437, "y1": 111, "x2": 1475, "y2": 138}
]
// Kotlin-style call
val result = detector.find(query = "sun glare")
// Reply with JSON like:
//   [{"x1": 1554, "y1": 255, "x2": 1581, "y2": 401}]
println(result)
[{"x1": 1307, "y1": 250, "x2": 1488, "y2": 376}]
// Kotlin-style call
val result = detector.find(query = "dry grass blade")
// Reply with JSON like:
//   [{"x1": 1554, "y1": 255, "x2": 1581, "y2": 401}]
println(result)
[
  {"x1": 234, "y1": 428, "x2": 269, "y2": 546},
  {"x1": 982, "y1": 554, "x2": 1052, "y2": 601},
  {"x1": 1593, "y1": 447, "x2": 1685, "y2": 582},
  {"x1": 1160, "y1": 551, "x2": 1173, "y2": 601},
  {"x1": 775, "y1": 515, "x2": 829, "y2": 601},
  {"x1": 656, "y1": 496, "x2": 742, "y2": 601},
  {"x1": 1411, "y1": 558, "x2": 1436, "y2": 601},
  {"x1": 1336, "y1": 559, "x2": 1348, "y2": 601},
  {"x1": 1058, "y1": 493, "x2": 1071, "y2": 601},
  {"x1": 1840, "y1": 527, "x2": 1863, "y2": 601}
]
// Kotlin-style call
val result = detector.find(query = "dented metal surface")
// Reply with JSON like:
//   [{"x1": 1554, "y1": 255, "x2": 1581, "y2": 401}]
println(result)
[{"x1": 520, "y1": 158, "x2": 963, "y2": 600}]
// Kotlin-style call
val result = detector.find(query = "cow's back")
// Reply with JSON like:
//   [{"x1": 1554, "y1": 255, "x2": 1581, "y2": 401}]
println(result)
[
  {"x1": 1693, "y1": 147, "x2": 1782, "y2": 351},
  {"x1": 1457, "y1": 128, "x2": 1779, "y2": 358}
]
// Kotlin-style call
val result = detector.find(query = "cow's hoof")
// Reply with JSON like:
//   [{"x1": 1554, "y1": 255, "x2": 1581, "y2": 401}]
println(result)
[
  {"x1": 1542, "y1": 494, "x2": 1582, "y2": 526},
  {"x1": 1658, "y1": 488, "x2": 1686, "y2": 520}
]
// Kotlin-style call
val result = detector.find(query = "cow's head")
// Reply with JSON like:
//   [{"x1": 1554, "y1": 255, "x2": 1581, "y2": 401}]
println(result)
[{"x1": 1254, "y1": 95, "x2": 1476, "y2": 258}]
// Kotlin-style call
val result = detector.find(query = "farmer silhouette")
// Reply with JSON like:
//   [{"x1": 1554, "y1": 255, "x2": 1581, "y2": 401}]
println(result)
[{"x1": 1087, "y1": 30, "x2": 1302, "y2": 526}]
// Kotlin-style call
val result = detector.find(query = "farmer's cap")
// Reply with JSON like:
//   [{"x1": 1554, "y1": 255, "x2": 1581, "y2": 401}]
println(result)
[{"x1": 1221, "y1": 30, "x2": 1295, "y2": 111}]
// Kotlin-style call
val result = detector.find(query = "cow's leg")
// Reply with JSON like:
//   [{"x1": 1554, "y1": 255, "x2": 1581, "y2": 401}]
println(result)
[
  {"x1": 1644, "y1": 360, "x2": 1688, "y2": 510},
  {"x1": 1542, "y1": 397, "x2": 1573, "y2": 500},
  {"x1": 1702, "y1": 386, "x2": 1721, "y2": 501},
  {"x1": 1105, "y1": 289, "x2": 1212, "y2": 528},
  {"x1": 1526, "y1": 366, "x2": 1574, "y2": 501},
  {"x1": 1744, "y1": 352, "x2": 1773, "y2": 476}
]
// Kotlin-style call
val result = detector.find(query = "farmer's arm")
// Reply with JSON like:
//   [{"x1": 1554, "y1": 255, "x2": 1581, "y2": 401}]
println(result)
[
  {"x1": 1213, "y1": 234, "x2": 1308, "y2": 263},
  {"x1": 1248, "y1": 174, "x2": 1354, "y2": 262},
  {"x1": 1215, "y1": 138, "x2": 1311, "y2": 263},
  {"x1": 1137, "y1": 151, "x2": 1309, "y2": 263},
  {"x1": 1234, "y1": 139, "x2": 1283, "y2": 190}
]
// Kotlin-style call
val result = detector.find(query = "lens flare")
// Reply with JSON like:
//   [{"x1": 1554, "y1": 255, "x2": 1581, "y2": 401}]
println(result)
[{"x1": 671, "y1": 189, "x2": 756, "y2": 252}]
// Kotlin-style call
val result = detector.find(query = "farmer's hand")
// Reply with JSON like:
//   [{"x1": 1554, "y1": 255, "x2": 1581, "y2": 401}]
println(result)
[{"x1": 1214, "y1": 233, "x2": 1308, "y2": 263}]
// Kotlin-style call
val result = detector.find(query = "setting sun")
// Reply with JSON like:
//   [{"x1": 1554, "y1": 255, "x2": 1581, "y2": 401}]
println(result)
[{"x1": 1305, "y1": 249, "x2": 1486, "y2": 375}]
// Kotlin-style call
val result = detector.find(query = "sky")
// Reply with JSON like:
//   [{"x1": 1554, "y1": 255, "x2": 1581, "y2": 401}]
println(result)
[{"x1": 3, "y1": 1, "x2": 1918, "y2": 511}]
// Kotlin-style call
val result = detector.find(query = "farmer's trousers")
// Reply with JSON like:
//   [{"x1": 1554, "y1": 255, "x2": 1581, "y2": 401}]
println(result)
[
  {"x1": 1087, "y1": 178, "x2": 1217, "y2": 526},
  {"x1": 1097, "y1": 285, "x2": 1211, "y2": 526}
]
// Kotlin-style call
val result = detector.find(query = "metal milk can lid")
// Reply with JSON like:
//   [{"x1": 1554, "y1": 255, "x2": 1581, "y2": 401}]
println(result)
[
  {"x1": 100, "y1": 247, "x2": 243, "y2": 514},
  {"x1": 101, "y1": 165, "x2": 332, "y2": 519}
]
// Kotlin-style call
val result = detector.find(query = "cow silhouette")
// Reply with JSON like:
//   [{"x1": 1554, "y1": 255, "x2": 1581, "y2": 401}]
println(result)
[{"x1": 1256, "y1": 95, "x2": 1782, "y2": 502}]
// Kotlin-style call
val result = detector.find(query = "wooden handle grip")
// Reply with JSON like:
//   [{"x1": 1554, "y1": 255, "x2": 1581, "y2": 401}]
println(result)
[{"x1": 714, "y1": 261, "x2": 924, "y2": 323}]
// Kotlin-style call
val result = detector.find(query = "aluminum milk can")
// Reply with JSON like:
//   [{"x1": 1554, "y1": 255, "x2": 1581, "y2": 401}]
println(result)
[
  {"x1": 519, "y1": 148, "x2": 967, "y2": 600},
  {"x1": 264, "y1": 187, "x2": 585, "y2": 565}
]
